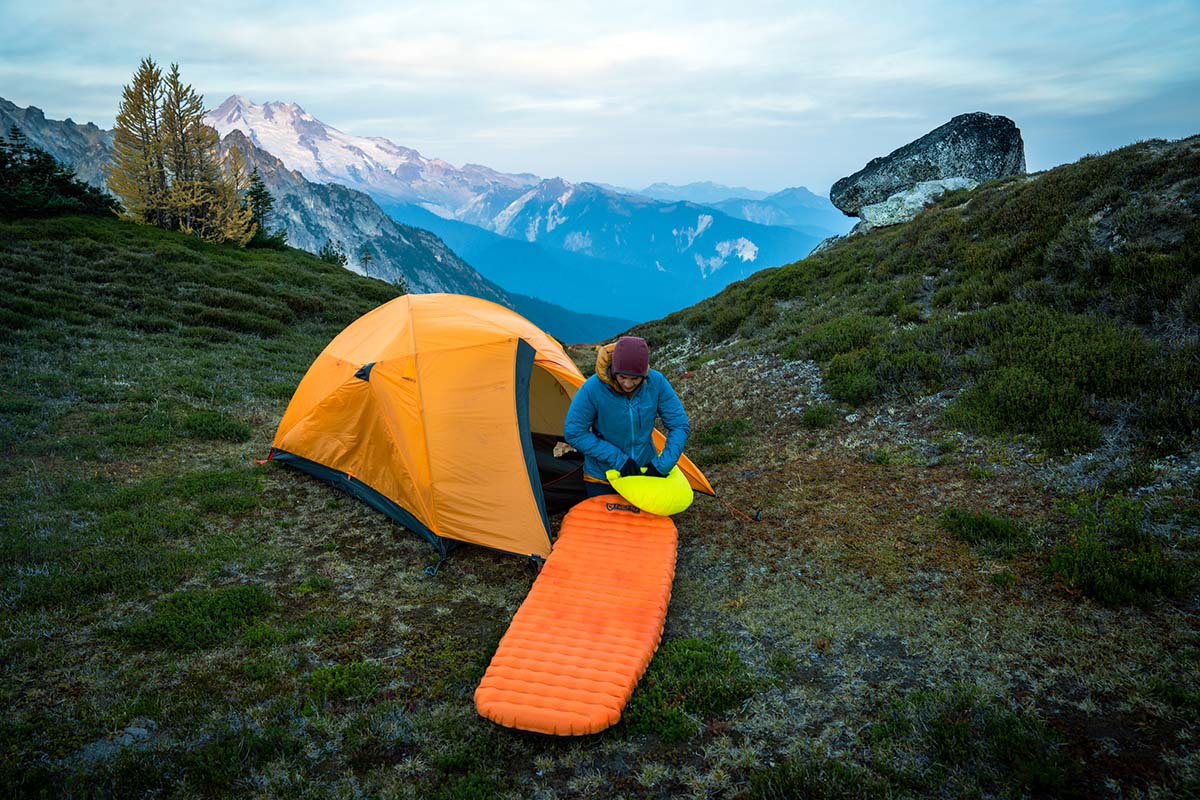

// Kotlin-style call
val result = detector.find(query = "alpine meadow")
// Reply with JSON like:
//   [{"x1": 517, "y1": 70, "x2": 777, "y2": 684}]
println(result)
[{"x1": 2, "y1": 58, "x2": 1200, "y2": 800}]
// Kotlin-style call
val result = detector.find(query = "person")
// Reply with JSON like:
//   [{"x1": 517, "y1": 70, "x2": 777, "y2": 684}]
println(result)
[{"x1": 563, "y1": 335, "x2": 691, "y2": 498}]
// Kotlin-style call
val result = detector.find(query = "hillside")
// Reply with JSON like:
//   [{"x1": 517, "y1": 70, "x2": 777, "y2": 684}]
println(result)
[
  {"x1": 641, "y1": 135, "x2": 1200, "y2": 459},
  {"x1": 2, "y1": 129, "x2": 1199, "y2": 800},
  {"x1": 0, "y1": 98, "x2": 633, "y2": 343}
]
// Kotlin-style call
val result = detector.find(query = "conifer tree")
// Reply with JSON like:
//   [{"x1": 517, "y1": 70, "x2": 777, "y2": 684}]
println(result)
[
  {"x1": 1, "y1": 126, "x2": 121, "y2": 218},
  {"x1": 208, "y1": 145, "x2": 255, "y2": 246},
  {"x1": 160, "y1": 62, "x2": 219, "y2": 233},
  {"x1": 108, "y1": 56, "x2": 254, "y2": 246},
  {"x1": 108, "y1": 57, "x2": 167, "y2": 226},
  {"x1": 245, "y1": 167, "x2": 286, "y2": 248}
]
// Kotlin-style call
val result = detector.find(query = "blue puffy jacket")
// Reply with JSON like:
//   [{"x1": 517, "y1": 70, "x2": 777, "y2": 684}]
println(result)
[{"x1": 563, "y1": 345, "x2": 690, "y2": 482}]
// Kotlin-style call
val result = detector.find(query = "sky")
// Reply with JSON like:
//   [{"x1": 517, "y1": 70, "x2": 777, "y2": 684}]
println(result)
[{"x1": 2, "y1": 0, "x2": 1198, "y2": 195}]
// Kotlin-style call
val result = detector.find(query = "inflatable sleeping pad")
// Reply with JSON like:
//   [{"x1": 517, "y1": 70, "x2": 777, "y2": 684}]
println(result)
[{"x1": 474, "y1": 495, "x2": 678, "y2": 735}]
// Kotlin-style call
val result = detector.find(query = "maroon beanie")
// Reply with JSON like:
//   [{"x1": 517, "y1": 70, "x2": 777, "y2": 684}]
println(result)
[{"x1": 611, "y1": 336, "x2": 649, "y2": 376}]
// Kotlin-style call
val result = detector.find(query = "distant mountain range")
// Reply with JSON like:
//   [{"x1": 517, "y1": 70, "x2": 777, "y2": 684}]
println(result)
[
  {"x1": 204, "y1": 96, "x2": 846, "y2": 318},
  {"x1": 636, "y1": 181, "x2": 772, "y2": 203},
  {"x1": 0, "y1": 96, "x2": 633, "y2": 343},
  {"x1": 2, "y1": 92, "x2": 850, "y2": 337}
]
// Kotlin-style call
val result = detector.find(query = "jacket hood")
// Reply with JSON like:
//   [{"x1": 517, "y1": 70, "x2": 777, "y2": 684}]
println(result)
[{"x1": 594, "y1": 342, "x2": 620, "y2": 392}]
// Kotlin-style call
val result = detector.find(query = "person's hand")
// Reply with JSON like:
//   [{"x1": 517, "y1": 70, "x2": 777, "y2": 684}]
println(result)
[
  {"x1": 643, "y1": 463, "x2": 665, "y2": 478},
  {"x1": 619, "y1": 457, "x2": 640, "y2": 477}
]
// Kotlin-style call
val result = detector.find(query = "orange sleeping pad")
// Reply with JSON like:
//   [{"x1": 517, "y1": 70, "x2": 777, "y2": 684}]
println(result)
[{"x1": 474, "y1": 495, "x2": 679, "y2": 735}]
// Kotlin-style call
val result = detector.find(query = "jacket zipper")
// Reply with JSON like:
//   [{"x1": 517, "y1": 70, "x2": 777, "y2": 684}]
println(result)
[{"x1": 627, "y1": 395, "x2": 635, "y2": 457}]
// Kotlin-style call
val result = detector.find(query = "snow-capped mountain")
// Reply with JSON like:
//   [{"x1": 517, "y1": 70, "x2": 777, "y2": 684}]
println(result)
[
  {"x1": 205, "y1": 96, "x2": 539, "y2": 215},
  {"x1": 205, "y1": 95, "x2": 824, "y2": 318}
]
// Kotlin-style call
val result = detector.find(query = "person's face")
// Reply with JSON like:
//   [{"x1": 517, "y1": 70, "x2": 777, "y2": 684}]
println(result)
[{"x1": 615, "y1": 374, "x2": 645, "y2": 393}]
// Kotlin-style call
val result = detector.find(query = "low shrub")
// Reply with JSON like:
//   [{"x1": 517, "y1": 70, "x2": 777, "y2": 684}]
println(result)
[
  {"x1": 940, "y1": 508, "x2": 1032, "y2": 555},
  {"x1": 825, "y1": 348, "x2": 880, "y2": 405},
  {"x1": 116, "y1": 584, "x2": 275, "y2": 650},
  {"x1": 1045, "y1": 492, "x2": 1197, "y2": 605},
  {"x1": 305, "y1": 660, "x2": 386, "y2": 704},
  {"x1": 801, "y1": 403, "x2": 838, "y2": 429},
  {"x1": 944, "y1": 366, "x2": 1101, "y2": 453},
  {"x1": 797, "y1": 314, "x2": 889, "y2": 361},
  {"x1": 623, "y1": 637, "x2": 754, "y2": 743},
  {"x1": 688, "y1": 417, "x2": 753, "y2": 466},
  {"x1": 1046, "y1": 531, "x2": 1194, "y2": 606}
]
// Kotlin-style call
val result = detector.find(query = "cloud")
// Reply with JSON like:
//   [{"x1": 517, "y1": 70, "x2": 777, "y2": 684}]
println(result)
[{"x1": 2, "y1": 0, "x2": 1197, "y2": 189}]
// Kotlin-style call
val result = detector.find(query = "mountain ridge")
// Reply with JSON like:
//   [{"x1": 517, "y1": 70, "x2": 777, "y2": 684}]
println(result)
[{"x1": 203, "y1": 95, "x2": 826, "y2": 317}]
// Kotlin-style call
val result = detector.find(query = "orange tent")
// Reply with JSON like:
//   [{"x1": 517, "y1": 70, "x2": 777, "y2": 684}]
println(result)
[{"x1": 270, "y1": 294, "x2": 714, "y2": 560}]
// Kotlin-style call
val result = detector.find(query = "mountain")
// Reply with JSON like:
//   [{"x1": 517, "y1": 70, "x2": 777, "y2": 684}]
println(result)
[
  {"x1": 204, "y1": 96, "x2": 822, "y2": 317},
  {"x1": 638, "y1": 181, "x2": 771, "y2": 203},
  {"x1": 1, "y1": 96, "x2": 633, "y2": 342},
  {"x1": 710, "y1": 187, "x2": 855, "y2": 238},
  {"x1": 463, "y1": 179, "x2": 820, "y2": 285},
  {"x1": 219, "y1": 130, "x2": 506, "y2": 299},
  {"x1": 0, "y1": 97, "x2": 112, "y2": 186},
  {"x1": 205, "y1": 95, "x2": 540, "y2": 215},
  {"x1": 633, "y1": 181, "x2": 855, "y2": 239},
  {"x1": 379, "y1": 200, "x2": 678, "y2": 321}
]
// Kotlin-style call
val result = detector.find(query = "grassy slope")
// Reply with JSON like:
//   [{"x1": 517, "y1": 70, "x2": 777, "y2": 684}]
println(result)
[{"x1": 2, "y1": 145, "x2": 1199, "y2": 800}]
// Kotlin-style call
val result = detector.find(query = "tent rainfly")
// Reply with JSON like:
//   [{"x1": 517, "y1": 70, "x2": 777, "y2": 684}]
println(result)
[{"x1": 270, "y1": 293, "x2": 714, "y2": 561}]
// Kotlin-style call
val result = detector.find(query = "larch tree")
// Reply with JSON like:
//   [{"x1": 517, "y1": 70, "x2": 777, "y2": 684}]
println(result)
[
  {"x1": 209, "y1": 145, "x2": 255, "y2": 246},
  {"x1": 108, "y1": 56, "x2": 254, "y2": 245},
  {"x1": 107, "y1": 57, "x2": 167, "y2": 226},
  {"x1": 161, "y1": 62, "x2": 219, "y2": 234}
]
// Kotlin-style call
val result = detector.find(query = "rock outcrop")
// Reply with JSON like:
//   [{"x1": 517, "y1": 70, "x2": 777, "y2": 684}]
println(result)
[{"x1": 829, "y1": 112, "x2": 1025, "y2": 232}]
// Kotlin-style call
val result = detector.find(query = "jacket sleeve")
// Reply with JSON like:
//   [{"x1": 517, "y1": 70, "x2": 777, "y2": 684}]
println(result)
[
  {"x1": 650, "y1": 375, "x2": 690, "y2": 474},
  {"x1": 563, "y1": 381, "x2": 627, "y2": 469}
]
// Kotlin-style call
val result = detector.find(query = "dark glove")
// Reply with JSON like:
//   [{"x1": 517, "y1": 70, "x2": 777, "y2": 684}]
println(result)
[
  {"x1": 643, "y1": 463, "x2": 665, "y2": 478},
  {"x1": 619, "y1": 457, "x2": 640, "y2": 477}
]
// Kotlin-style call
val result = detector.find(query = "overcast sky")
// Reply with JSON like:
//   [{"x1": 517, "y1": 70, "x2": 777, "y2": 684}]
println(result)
[{"x1": 2, "y1": 0, "x2": 1197, "y2": 194}]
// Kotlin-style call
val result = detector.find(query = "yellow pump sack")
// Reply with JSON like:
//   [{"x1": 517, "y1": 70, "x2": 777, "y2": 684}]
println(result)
[{"x1": 604, "y1": 465, "x2": 694, "y2": 516}]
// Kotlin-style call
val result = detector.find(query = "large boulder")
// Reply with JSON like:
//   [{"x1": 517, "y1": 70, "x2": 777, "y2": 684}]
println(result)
[{"x1": 830, "y1": 112, "x2": 1025, "y2": 218}]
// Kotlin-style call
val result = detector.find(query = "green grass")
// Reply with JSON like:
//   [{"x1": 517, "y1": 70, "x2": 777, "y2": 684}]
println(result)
[
  {"x1": 747, "y1": 756, "x2": 891, "y2": 799},
  {"x1": 306, "y1": 661, "x2": 388, "y2": 704},
  {"x1": 0, "y1": 213, "x2": 408, "y2": 797},
  {"x1": 745, "y1": 685, "x2": 1083, "y2": 799},
  {"x1": 866, "y1": 685, "x2": 1083, "y2": 798}
]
